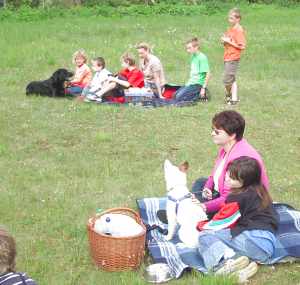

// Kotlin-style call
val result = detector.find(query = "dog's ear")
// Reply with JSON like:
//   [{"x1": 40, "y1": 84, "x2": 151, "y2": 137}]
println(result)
[{"x1": 179, "y1": 161, "x2": 189, "y2": 173}]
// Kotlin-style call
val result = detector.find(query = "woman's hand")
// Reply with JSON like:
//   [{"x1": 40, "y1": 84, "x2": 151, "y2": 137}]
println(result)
[{"x1": 202, "y1": 188, "x2": 213, "y2": 200}]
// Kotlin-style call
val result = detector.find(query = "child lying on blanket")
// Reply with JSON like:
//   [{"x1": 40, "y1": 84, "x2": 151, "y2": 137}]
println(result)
[{"x1": 196, "y1": 156, "x2": 278, "y2": 283}]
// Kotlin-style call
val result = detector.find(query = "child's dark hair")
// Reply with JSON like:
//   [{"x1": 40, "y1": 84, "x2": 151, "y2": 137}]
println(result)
[
  {"x1": 228, "y1": 156, "x2": 272, "y2": 209},
  {"x1": 0, "y1": 228, "x2": 16, "y2": 274},
  {"x1": 92, "y1": 57, "x2": 105, "y2": 68}
]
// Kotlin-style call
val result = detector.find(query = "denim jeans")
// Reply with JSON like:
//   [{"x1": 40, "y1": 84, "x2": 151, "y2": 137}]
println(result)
[
  {"x1": 174, "y1": 84, "x2": 201, "y2": 102},
  {"x1": 144, "y1": 81, "x2": 163, "y2": 98},
  {"x1": 81, "y1": 86, "x2": 98, "y2": 97},
  {"x1": 198, "y1": 229, "x2": 276, "y2": 270},
  {"x1": 65, "y1": 86, "x2": 83, "y2": 96}
]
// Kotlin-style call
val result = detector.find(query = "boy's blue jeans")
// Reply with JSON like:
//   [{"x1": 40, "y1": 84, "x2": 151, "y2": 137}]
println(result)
[
  {"x1": 174, "y1": 84, "x2": 202, "y2": 102},
  {"x1": 198, "y1": 229, "x2": 276, "y2": 270}
]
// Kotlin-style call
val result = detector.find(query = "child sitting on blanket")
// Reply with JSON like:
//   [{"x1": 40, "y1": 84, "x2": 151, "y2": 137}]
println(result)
[
  {"x1": 89, "y1": 53, "x2": 146, "y2": 102},
  {"x1": 65, "y1": 49, "x2": 92, "y2": 96},
  {"x1": 173, "y1": 37, "x2": 210, "y2": 102},
  {"x1": 81, "y1": 57, "x2": 112, "y2": 99},
  {"x1": 196, "y1": 156, "x2": 278, "y2": 283}
]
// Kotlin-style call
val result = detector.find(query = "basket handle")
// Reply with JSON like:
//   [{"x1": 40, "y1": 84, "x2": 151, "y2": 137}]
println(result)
[{"x1": 87, "y1": 207, "x2": 144, "y2": 229}]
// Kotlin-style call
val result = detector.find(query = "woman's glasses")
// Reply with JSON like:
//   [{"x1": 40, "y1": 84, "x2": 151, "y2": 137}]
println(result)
[{"x1": 211, "y1": 127, "x2": 224, "y2": 135}]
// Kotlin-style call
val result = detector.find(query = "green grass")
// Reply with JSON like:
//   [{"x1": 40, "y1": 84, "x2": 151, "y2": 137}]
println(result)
[{"x1": 0, "y1": 4, "x2": 300, "y2": 285}]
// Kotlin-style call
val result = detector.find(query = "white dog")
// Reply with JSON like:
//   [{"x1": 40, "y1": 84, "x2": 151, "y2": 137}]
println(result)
[
  {"x1": 93, "y1": 213, "x2": 144, "y2": 237},
  {"x1": 164, "y1": 159, "x2": 207, "y2": 247}
]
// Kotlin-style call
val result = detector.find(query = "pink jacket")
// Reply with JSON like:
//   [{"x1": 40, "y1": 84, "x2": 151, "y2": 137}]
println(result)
[{"x1": 204, "y1": 138, "x2": 269, "y2": 213}]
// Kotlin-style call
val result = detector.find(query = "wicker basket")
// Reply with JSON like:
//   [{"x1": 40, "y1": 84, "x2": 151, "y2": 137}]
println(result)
[{"x1": 87, "y1": 207, "x2": 146, "y2": 271}]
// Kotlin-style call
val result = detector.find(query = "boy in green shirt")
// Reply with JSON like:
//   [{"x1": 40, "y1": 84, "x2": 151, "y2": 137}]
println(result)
[{"x1": 174, "y1": 37, "x2": 210, "y2": 102}]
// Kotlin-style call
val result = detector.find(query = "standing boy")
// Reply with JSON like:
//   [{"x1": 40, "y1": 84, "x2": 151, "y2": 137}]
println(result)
[
  {"x1": 174, "y1": 37, "x2": 210, "y2": 102},
  {"x1": 221, "y1": 8, "x2": 246, "y2": 105}
]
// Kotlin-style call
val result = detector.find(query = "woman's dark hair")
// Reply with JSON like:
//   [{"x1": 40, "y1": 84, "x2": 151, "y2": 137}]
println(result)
[
  {"x1": 212, "y1": 110, "x2": 245, "y2": 141},
  {"x1": 228, "y1": 156, "x2": 272, "y2": 209}
]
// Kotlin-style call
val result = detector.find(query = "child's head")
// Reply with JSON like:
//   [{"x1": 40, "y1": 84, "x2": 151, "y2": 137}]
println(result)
[
  {"x1": 226, "y1": 157, "x2": 261, "y2": 190},
  {"x1": 185, "y1": 37, "x2": 200, "y2": 54},
  {"x1": 226, "y1": 156, "x2": 272, "y2": 208},
  {"x1": 72, "y1": 49, "x2": 88, "y2": 67},
  {"x1": 228, "y1": 8, "x2": 241, "y2": 25},
  {"x1": 91, "y1": 57, "x2": 105, "y2": 72},
  {"x1": 0, "y1": 228, "x2": 16, "y2": 274},
  {"x1": 136, "y1": 42, "x2": 151, "y2": 59},
  {"x1": 121, "y1": 53, "x2": 136, "y2": 68}
]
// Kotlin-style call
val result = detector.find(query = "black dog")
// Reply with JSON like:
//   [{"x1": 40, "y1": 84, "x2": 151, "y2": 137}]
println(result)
[{"x1": 26, "y1": 68, "x2": 74, "y2": 97}]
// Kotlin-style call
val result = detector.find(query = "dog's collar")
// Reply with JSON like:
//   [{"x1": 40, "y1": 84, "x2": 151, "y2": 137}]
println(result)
[{"x1": 167, "y1": 193, "x2": 192, "y2": 203}]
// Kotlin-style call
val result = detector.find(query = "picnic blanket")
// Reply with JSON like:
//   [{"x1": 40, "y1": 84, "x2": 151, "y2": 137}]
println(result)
[{"x1": 136, "y1": 198, "x2": 300, "y2": 278}]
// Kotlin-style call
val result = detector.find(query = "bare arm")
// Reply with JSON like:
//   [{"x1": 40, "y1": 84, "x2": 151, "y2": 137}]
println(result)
[
  {"x1": 109, "y1": 76, "x2": 130, "y2": 88},
  {"x1": 200, "y1": 71, "x2": 211, "y2": 97},
  {"x1": 153, "y1": 71, "x2": 163, "y2": 98},
  {"x1": 221, "y1": 36, "x2": 246, "y2": 50}
]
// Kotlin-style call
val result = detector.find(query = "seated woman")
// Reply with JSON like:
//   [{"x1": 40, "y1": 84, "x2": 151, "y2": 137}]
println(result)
[
  {"x1": 0, "y1": 227, "x2": 37, "y2": 284},
  {"x1": 136, "y1": 42, "x2": 166, "y2": 99},
  {"x1": 93, "y1": 53, "x2": 144, "y2": 102},
  {"x1": 191, "y1": 110, "x2": 269, "y2": 215},
  {"x1": 197, "y1": 156, "x2": 278, "y2": 282}
]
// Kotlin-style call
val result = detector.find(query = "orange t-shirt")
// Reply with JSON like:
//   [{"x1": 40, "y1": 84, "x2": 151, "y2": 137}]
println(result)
[
  {"x1": 71, "y1": 63, "x2": 92, "y2": 88},
  {"x1": 223, "y1": 26, "x2": 246, "y2": 62}
]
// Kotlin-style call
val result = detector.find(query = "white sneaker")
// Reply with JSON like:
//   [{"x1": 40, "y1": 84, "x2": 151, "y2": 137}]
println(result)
[
  {"x1": 86, "y1": 95, "x2": 98, "y2": 101},
  {"x1": 234, "y1": 261, "x2": 258, "y2": 284},
  {"x1": 95, "y1": 97, "x2": 102, "y2": 103},
  {"x1": 215, "y1": 256, "x2": 250, "y2": 275}
]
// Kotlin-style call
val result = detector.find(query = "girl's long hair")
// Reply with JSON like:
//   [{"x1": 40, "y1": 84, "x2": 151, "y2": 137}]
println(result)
[{"x1": 228, "y1": 156, "x2": 272, "y2": 209}]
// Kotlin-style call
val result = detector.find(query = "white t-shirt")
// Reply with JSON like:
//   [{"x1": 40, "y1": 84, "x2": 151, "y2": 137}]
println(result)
[
  {"x1": 89, "y1": 68, "x2": 111, "y2": 92},
  {"x1": 213, "y1": 156, "x2": 226, "y2": 192}
]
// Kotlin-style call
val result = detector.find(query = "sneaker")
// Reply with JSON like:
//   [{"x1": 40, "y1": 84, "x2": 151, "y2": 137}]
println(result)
[
  {"x1": 95, "y1": 97, "x2": 102, "y2": 103},
  {"x1": 86, "y1": 95, "x2": 98, "y2": 101},
  {"x1": 227, "y1": 99, "x2": 240, "y2": 106},
  {"x1": 234, "y1": 261, "x2": 258, "y2": 284},
  {"x1": 215, "y1": 256, "x2": 249, "y2": 275}
]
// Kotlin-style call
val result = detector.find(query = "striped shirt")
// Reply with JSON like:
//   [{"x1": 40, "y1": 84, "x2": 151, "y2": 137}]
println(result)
[{"x1": 0, "y1": 272, "x2": 37, "y2": 285}]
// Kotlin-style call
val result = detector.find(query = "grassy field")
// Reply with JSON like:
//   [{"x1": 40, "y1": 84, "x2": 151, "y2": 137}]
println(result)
[{"x1": 0, "y1": 3, "x2": 300, "y2": 285}]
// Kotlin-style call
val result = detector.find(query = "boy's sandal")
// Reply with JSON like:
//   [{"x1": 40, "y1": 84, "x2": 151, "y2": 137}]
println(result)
[{"x1": 227, "y1": 99, "x2": 240, "y2": 105}]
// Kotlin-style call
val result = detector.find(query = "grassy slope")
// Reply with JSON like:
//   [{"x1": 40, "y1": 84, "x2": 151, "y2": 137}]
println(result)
[{"x1": 0, "y1": 4, "x2": 300, "y2": 285}]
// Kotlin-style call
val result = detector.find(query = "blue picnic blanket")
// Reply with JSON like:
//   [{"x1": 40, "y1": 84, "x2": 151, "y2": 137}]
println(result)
[{"x1": 137, "y1": 198, "x2": 300, "y2": 278}]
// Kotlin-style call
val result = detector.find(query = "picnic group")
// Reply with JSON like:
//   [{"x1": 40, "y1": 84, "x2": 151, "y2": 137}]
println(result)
[
  {"x1": 26, "y1": 7, "x2": 245, "y2": 106},
  {"x1": 2, "y1": 7, "x2": 299, "y2": 285}
]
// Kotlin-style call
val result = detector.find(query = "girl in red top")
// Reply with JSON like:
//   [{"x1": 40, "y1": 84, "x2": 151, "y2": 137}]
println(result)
[
  {"x1": 65, "y1": 49, "x2": 92, "y2": 96},
  {"x1": 93, "y1": 53, "x2": 144, "y2": 102}
]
